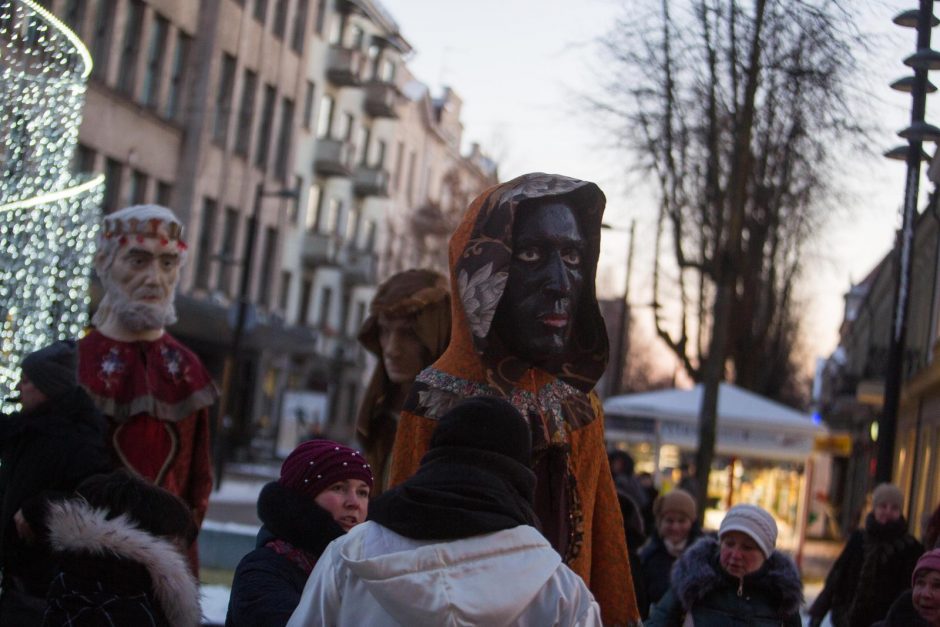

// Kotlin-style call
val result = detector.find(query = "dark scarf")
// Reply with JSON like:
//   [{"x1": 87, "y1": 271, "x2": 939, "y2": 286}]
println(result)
[
  {"x1": 368, "y1": 446, "x2": 539, "y2": 540},
  {"x1": 256, "y1": 481, "x2": 345, "y2": 562}
]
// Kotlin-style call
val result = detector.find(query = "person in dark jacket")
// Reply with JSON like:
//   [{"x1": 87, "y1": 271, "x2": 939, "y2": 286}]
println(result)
[
  {"x1": 646, "y1": 504, "x2": 802, "y2": 627},
  {"x1": 639, "y1": 489, "x2": 704, "y2": 617},
  {"x1": 618, "y1": 491, "x2": 648, "y2": 619},
  {"x1": 874, "y1": 548, "x2": 940, "y2": 627},
  {"x1": 226, "y1": 440, "x2": 374, "y2": 627},
  {"x1": 41, "y1": 470, "x2": 201, "y2": 626},
  {"x1": 0, "y1": 341, "x2": 110, "y2": 626},
  {"x1": 809, "y1": 483, "x2": 924, "y2": 627}
]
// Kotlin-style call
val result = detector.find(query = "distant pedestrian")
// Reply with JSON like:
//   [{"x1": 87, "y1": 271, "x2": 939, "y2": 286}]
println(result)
[
  {"x1": 618, "y1": 491, "x2": 648, "y2": 618},
  {"x1": 809, "y1": 483, "x2": 923, "y2": 627},
  {"x1": 288, "y1": 397, "x2": 601, "y2": 626},
  {"x1": 42, "y1": 470, "x2": 201, "y2": 627},
  {"x1": 646, "y1": 504, "x2": 803, "y2": 627},
  {"x1": 923, "y1": 501, "x2": 940, "y2": 550},
  {"x1": 0, "y1": 341, "x2": 109, "y2": 626},
  {"x1": 639, "y1": 489, "x2": 705, "y2": 617},
  {"x1": 636, "y1": 471, "x2": 660, "y2": 534},
  {"x1": 226, "y1": 440, "x2": 373, "y2": 627},
  {"x1": 874, "y1": 548, "x2": 940, "y2": 627}
]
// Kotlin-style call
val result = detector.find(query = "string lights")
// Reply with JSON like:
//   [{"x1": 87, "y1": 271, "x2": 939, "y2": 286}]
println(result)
[{"x1": 0, "y1": 0, "x2": 102, "y2": 411}]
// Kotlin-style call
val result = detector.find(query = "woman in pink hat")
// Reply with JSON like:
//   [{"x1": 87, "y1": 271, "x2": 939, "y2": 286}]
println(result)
[
  {"x1": 876, "y1": 548, "x2": 940, "y2": 626},
  {"x1": 226, "y1": 440, "x2": 373, "y2": 626}
]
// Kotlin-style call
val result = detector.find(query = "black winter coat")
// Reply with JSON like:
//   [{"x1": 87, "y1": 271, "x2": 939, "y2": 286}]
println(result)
[
  {"x1": 225, "y1": 482, "x2": 346, "y2": 627},
  {"x1": 639, "y1": 525, "x2": 706, "y2": 614},
  {"x1": 0, "y1": 388, "x2": 109, "y2": 597},
  {"x1": 809, "y1": 513, "x2": 923, "y2": 627},
  {"x1": 872, "y1": 590, "x2": 932, "y2": 627},
  {"x1": 646, "y1": 536, "x2": 803, "y2": 627}
]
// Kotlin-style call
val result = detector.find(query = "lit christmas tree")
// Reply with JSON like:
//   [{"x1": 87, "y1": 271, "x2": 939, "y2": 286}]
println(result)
[{"x1": 0, "y1": 0, "x2": 103, "y2": 411}]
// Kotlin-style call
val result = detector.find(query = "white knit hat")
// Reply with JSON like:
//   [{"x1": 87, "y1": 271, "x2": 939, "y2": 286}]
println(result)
[{"x1": 719, "y1": 504, "x2": 778, "y2": 557}]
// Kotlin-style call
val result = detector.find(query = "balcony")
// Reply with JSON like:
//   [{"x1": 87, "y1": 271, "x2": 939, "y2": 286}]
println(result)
[
  {"x1": 302, "y1": 231, "x2": 334, "y2": 265},
  {"x1": 343, "y1": 250, "x2": 377, "y2": 285},
  {"x1": 353, "y1": 166, "x2": 389, "y2": 197},
  {"x1": 326, "y1": 45, "x2": 364, "y2": 87},
  {"x1": 314, "y1": 138, "x2": 354, "y2": 177},
  {"x1": 364, "y1": 82, "x2": 399, "y2": 118}
]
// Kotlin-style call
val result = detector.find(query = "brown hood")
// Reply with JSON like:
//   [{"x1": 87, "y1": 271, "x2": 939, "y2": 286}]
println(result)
[{"x1": 435, "y1": 172, "x2": 609, "y2": 395}]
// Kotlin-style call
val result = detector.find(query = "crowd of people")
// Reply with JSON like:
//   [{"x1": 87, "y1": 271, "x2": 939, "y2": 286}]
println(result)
[{"x1": 3, "y1": 173, "x2": 940, "y2": 626}]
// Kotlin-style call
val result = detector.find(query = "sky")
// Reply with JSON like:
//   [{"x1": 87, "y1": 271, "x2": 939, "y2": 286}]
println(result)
[{"x1": 380, "y1": 0, "x2": 928, "y2": 378}]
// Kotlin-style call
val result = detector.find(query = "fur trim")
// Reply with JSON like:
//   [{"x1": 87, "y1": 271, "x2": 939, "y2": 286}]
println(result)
[
  {"x1": 671, "y1": 536, "x2": 803, "y2": 616},
  {"x1": 46, "y1": 499, "x2": 202, "y2": 627},
  {"x1": 257, "y1": 481, "x2": 344, "y2": 555}
]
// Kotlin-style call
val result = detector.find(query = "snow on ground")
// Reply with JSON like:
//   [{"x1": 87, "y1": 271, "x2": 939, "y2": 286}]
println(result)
[
  {"x1": 209, "y1": 477, "x2": 267, "y2": 504},
  {"x1": 201, "y1": 585, "x2": 231, "y2": 625}
]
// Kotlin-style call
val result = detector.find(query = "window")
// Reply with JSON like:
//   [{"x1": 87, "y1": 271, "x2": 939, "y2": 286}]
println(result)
[
  {"x1": 127, "y1": 169, "x2": 147, "y2": 205},
  {"x1": 279, "y1": 270, "x2": 292, "y2": 312},
  {"x1": 272, "y1": 0, "x2": 288, "y2": 38},
  {"x1": 339, "y1": 112, "x2": 354, "y2": 141},
  {"x1": 298, "y1": 277, "x2": 313, "y2": 325},
  {"x1": 304, "y1": 183, "x2": 321, "y2": 232},
  {"x1": 213, "y1": 54, "x2": 237, "y2": 145},
  {"x1": 218, "y1": 207, "x2": 240, "y2": 294},
  {"x1": 345, "y1": 206, "x2": 358, "y2": 242},
  {"x1": 315, "y1": 94, "x2": 333, "y2": 139},
  {"x1": 288, "y1": 175, "x2": 303, "y2": 223},
  {"x1": 355, "y1": 126, "x2": 370, "y2": 166},
  {"x1": 156, "y1": 180, "x2": 173, "y2": 206},
  {"x1": 406, "y1": 150, "x2": 417, "y2": 205},
  {"x1": 234, "y1": 68, "x2": 257, "y2": 156},
  {"x1": 367, "y1": 44, "x2": 380, "y2": 79},
  {"x1": 314, "y1": 0, "x2": 326, "y2": 34},
  {"x1": 319, "y1": 197, "x2": 339, "y2": 234},
  {"x1": 363, "y1": 218, "x2": 376, "y2": 252},
  {"x1": 166, "y1": 33, "x2": 191, "y2": 120},
  {"x1": 347, "y1": 24, "x2": 363, "y2": 50},
  {"x1": 194, "y1": 198, "x2": 218, "y2": 289},
  {"x1": 103, "y1": 158, "x2": 122, "y2": 214},
  {"x1": 393, "y1": 141, "x2": 404, "y2": 191},
  {"x1": 141, "y1": 15, "x2": 169, "y2": 108},
  {"x1": 274, "y1": 96, "x2": 294, "y2": 179},
  {"x1": 317, "y1": 286, "x2": 333, "y2": 326},
  {"x1": 291, "y1": 0, "x2": 308, "y2": 52},
  {"x1": 63, "y1": 0, "x2": 88, "y2": 38},
  {"x1": 375, "y1": 139, "x2": 386, "y2": 168},
  {"x1": 255, "y1": 84, "x2": 277, "y2": 169},
  {"x1": 302, "y1": 80, "x2": 315, "y2": 129},
  {"x1": 379, "y1": 57, "x2": 396, "y2": 83},
  {"x1": 73, "y1": 143, "x2": 95, "y2": 173},
  {"x1": 253, "y1": 0, "x2": 268, "y2": 23},
  {"x1": 90, "y1": 0, "x2": 117, "y2": 80},
  {"x1": 116, "y1": 0, "x2": 145, "y2": 96},
  {"x1": 327, "y1": 14, "x2": 341, "y2": 44},
  {"x1": 258, "y1": 227, "x2": 278, "y2": 304}
]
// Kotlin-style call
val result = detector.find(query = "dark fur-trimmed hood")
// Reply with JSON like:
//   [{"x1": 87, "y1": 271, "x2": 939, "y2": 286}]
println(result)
[
  {"x1": 45, "y1": 499, "x2": 202, "y2": 626},
  {"x1": 671, "y1": 536, "x2": 803, "y2": 616},
  {"x1": 257, "y1": 481, "x2": 345, "y2": 555}
]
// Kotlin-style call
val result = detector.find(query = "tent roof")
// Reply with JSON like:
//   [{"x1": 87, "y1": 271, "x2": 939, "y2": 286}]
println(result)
[{"x1": 604, "y1": 383, "x2": 823, "y2": 436}]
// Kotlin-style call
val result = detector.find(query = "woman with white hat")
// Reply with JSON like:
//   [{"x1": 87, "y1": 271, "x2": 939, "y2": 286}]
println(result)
[{"x1": 646, "y1": 503, "x2": 802, "y2": 626}]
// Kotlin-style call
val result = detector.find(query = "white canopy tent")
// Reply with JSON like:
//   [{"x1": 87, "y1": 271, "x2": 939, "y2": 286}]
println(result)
[{"x1": 603, "y1": 382, "x2": 826, "y2": 463}]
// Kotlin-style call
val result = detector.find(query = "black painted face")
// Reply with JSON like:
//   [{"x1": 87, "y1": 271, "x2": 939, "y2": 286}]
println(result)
[{"x1": 494, "y1": 200, "x2": 585, "y2": 364}]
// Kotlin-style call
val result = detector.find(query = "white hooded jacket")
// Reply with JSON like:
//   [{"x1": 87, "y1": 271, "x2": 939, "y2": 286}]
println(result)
[{"x1": 286, "y1": 521, "x2": 601, "y2": 627}]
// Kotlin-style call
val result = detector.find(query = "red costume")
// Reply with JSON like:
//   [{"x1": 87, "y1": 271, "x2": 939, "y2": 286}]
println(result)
[{"x1": 78, "y1": 329, "x2": 216, "y2": 531}]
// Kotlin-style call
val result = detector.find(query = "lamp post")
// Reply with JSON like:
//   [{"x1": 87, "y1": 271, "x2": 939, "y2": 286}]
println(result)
[
  {"x1": 214, "y1": 182, "x2": 298, "y2": 488},
  {"x1": 878, "y1": 0, "x2": 940, "y2": 484}
]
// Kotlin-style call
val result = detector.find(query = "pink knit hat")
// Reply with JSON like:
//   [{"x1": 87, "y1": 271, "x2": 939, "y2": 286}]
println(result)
[
  {"x1": 279, "y1": 440, "x2": 373, "y2": 499},
  {"x1": 913, "y1": 548, "x2": 940, "y2": 587}
]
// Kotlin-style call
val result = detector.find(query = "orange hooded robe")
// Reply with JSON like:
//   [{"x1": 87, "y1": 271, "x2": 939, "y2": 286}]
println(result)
[{"x1": 389, "y1": 172, "x2": 641, "y2": 626}]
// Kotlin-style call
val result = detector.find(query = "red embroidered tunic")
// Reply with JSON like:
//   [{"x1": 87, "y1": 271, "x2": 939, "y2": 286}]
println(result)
[{"x1": 78, "y1": 330, "x2": 217, "y2": 530}]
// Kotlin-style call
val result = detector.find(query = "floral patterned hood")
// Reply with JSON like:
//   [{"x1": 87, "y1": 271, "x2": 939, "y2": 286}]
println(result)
[{"x1": 444, "y1": 172, "x2": 609, "y2": 395}]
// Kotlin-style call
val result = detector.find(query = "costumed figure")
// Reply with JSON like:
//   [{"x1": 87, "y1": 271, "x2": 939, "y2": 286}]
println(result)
[
  {"x1": 355, "y1": 269, "x2": 450, "y2": 491},
  {"x1": 288, "y1": 397, "x2": 601, "y2": 627},
  {"x1": 388, "y1": 172, "x2": 640, "y2": 626},
  {"x1": 226, "y1": 440, "x2": 373, "y2": 627},
  {"x1": 77, "y1": 204, "x2": 217, "y2": 571}
]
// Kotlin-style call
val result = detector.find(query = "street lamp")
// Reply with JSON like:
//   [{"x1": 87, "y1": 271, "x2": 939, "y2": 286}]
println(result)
[
  {"x1": 214, "y1": 182, "x2": 299, "y2": 488},
  {"x1": 879, "y1": 0, "x2": 940, "y2": 483}
]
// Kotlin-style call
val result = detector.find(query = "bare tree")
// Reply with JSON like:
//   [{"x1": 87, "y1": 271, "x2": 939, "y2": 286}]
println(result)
[{"x1": 592, "y1": 0, "x2": 864, "y2": 513}]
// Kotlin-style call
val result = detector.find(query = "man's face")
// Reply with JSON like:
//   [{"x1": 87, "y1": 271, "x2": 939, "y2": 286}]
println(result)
[
  {"x1": 378, "y1": 313, "x2": 429, "y2": 384},
  {"x1": 17, "y1": 374, "x2": 47, "y2": 413},
  {"x1": 494, "y1": 201, "x2": 585, "y2": 364},
  {"x1": 107, "y1": 237, "x2": 181, "y2": 332}
]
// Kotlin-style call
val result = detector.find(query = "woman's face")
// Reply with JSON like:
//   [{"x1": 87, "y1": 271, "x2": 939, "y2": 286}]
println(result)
[
  {"x1": 314, "y1": 479, "x2": 370, "y2": 531},
  {"x1": 658, "y1": 513, "x2": 693, "y2": 544},
  {"x1": 913, "y1": 570, "x2": 940, "y2": 626},
  {"x1": 874, "y1": 501, "x2": 902, "y2": 525},
  {"x1": 719, "y1": 531, "x2": 766, "y2": 578}
]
